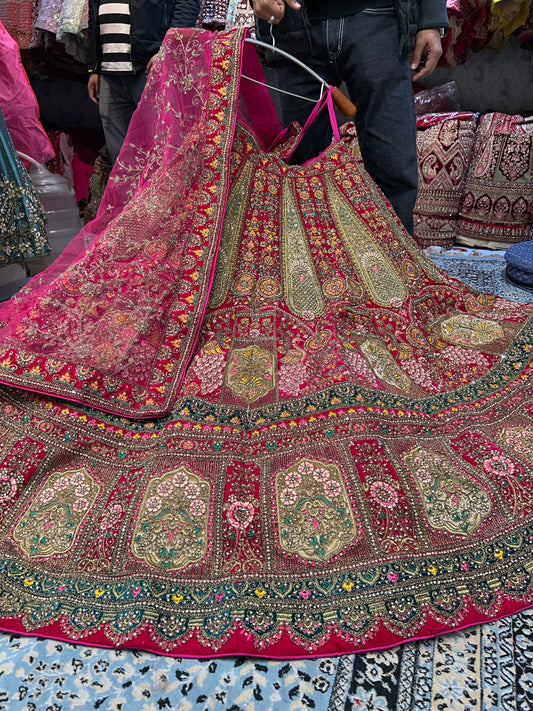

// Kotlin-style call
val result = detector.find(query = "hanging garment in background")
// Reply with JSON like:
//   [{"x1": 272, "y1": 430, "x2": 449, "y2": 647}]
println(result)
[
  {"x1": 0, "y1": 29, "x2": 532, "y2": 658},
  {"x1": 57, "y1": 0, "x2": 88, "y2": 38},
  {"x1": 35, "y1": 0, "x2": 63, "y2": 34},
  {"x1": 0, "y1": 109, "x2": 50, "y2": 265},
  {"x1": 0, "y1": 20, "x2": 54, "y2": 165},
  {"x1": 487, "y1": 0, "x2": 531, "y2": 47},
  {"x1": 199, "y1": 0, "x2": 228, "y2": 28},
  {"x1": 0, "y1": 0, "x2": 40, "y2": 48},
  {"x1": 225, "y1": 0, "x2": 254, "y2": 29}
]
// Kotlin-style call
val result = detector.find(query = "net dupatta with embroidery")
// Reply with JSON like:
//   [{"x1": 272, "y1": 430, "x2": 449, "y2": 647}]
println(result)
[
  {"x1": 0, "y1": 28, "x2": 533, "y2": 659},
  {"x1": 0, "y1": 28, "x2": 278, "y2": 419}
]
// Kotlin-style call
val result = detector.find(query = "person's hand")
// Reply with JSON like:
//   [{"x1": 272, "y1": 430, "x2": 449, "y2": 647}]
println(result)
[
  {"x1": 146, "y1": 53, "x2": 158, "y2": 74},
  {"x1": 252, "y1": 0, "x2": 301, "y2": 24},
  {"x1": 410, "y1": 29, "x2": 442, "y2": 82},
  {"x1": 87, "y1": 73, "x2": 100, "y2": 104}
]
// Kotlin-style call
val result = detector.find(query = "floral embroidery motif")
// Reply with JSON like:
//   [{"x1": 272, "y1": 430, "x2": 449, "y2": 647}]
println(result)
[
  {"x1": 131, "y1": 467, "x2": 210, "y2": 571},
  {"x1": 500, "y1": 426, "x2": 533, "y2": 460},
  {"x1": 440, "y1": 314, "x2": 504, "y2": 346},
  {"x1": 13, "y1": 468, "x2": 100, "y2": 558},
  {"x1": 226, "y1": 345, "x2": 276, "y2": 402},
  {"x1": 191, "y1": 338, "x2": 226, "y2": 395},
  {"x1": 275, "y1": 458, "x2": 359, "y2": 562},
  {"x1": 0, "y1": 468, "x2": 23, "y2": 506},
  {"x1": 404, "y1": 447, "x2": 493, "y2": 536},
  {"x1": 278, "y1": 345, "x2": 309, "y2": 396}
]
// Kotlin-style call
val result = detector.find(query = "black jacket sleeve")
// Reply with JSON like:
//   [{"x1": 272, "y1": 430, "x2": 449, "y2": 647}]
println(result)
[
  {"x1": 87, "y1": 0, "x2": 101, "y2": 73},
  {"x1": 170, "y1": 0, "x2": 201, "y2": 27}
]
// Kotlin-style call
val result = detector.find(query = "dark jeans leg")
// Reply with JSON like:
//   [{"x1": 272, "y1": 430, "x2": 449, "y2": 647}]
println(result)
[
  {"x1": 99, "y1": 71, "x2": 147, "y2": 163},
  {"x1": 340, "y1": 9, "x2": 418, "y2": 235},
  {"x1": 276, "y1": 11, "x2": 418, "y2": 235}
]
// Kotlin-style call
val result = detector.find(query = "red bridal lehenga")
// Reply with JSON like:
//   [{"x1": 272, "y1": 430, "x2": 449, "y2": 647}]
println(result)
[{"x1": 0, "y1": 29, "x2": 532, "y2": 658}]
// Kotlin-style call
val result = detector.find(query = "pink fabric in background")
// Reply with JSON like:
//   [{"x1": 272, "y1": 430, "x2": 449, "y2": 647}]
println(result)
[{"x1": 0, "y1": 20, "x2": 54, "y2": 165}]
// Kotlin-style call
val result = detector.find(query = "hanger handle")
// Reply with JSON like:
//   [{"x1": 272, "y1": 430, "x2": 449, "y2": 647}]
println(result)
[{"x1": 331, "y1": 87, "x2": 357, "y2": 118}]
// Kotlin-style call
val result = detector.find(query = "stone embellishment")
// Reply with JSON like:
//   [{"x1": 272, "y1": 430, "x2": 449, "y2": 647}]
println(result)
[
  {"x1": 226, "y1": 345, "x2": 276, "y2": 402},
  {"x1": 404, "y1": 447, "x2": 493, "y2": 536},
  {"x1": 131, "y1": 467, "x2": 210, "y2": 571},
  {"x1": 275, "y1": 458, "x2": 359, "y2": 562},
  {"x1": 13, "y1": 468, "x2": 100, "y2": 558}
]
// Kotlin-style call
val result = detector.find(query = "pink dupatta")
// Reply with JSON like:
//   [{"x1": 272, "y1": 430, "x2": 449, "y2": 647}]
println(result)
[{"x1": 0, "y1": 29, "x2": 277, "y2": 418}]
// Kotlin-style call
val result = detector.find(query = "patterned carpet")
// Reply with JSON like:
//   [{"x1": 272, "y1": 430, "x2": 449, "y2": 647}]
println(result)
[{"x1": 0, "y1": 251, "x2": 532, "y2": 711}]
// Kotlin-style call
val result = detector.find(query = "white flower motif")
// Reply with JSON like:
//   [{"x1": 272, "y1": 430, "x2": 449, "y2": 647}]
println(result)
[
  {"x1": 172, "y1": 472, "x2": 189, "y2": 487},
  {"x1": 157, "y1": 481, "x2": 173, "y2": 496},
  {"x1": 297, "y1": 461, "x2": 315, "y2": 476},
  {"x1": 280, "y1": 488, "x2": 297, "y2": 506},
  {"x1": 190, "y1": 499, "x2": 206, "y2": 517},
  {"x1": 285, "y1": 471, "x2": 302, "y2": 488},
  {"x1": 185, "y1": 483, "x2": 200, "y2": 499},
  {"x1": 39, "y1": 487, "x2": 55, "y2": 504},
  {"x1": 145, "y1": 495, "x2": 162, "y2": 513},
  {"x1": 313, "y1": 467, "x2": 330, "y2": 482},
  {"x1": 73, "y1": 498, "x2": 89, "y2": 513},
  {"x1": 324, "y1": 480, "x2": 341, "y2": 498},
  {"x1": 75, "y1": 483, "x2": 90, "y2": 497},
  {"x1": 70, "y1": 472, "x2": 86, "y2": 485}
]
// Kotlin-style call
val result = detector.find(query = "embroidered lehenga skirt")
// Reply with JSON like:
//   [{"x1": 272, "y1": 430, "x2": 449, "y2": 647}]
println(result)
[{"x1": 0, "y1": 29, "x2": 532, "y2": 658}]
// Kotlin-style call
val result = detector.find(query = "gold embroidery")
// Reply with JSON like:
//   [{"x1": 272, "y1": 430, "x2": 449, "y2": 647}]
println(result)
[
  {"x1": 13, "y1": 469, "x2": 100, "y2": 558},
  {"x1": 131, "y1": 467, "x2": 210, "y2": 571},
  {"x1": 404, "y1": 447, "x2": 493, "y2": 536},
  {"x1": 281, "y1": 181, "x2": 324, "y2": 319},
  {"x1": 275, "y1": 458, "x2": 359, "y2": 561},
  {"x1": 440, "y1": 314, "x2": 504, "y2": 346},
  {"x1": 360, "y1": 337, "x2": 411, "y2": 392},
  {"x1": 326, "y1": 177, "x2": 407, "y2": 307},
  {"x1": 209, "y1": 161, "x2": 252, "y2": 307},
  {"x1": 226, "y1": 345, "x2": 276, "y2": 402}
]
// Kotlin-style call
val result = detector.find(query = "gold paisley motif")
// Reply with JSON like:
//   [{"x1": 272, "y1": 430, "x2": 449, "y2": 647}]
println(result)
[
  {"x1": 360, "y1": 337, "x2": 411, "y2": 392},
  {"x1": 281, "y1": 181, "x2": 324, "y2": 319},
  {"x1": 325, "y1": 177, "x2": 407, "y2": 307},
  {"x1": 209, "y1": 161, "x2": 253, "y2": 307},
  {"x1": 440, "y1": 314, "x2": 504, "y2": 346}
]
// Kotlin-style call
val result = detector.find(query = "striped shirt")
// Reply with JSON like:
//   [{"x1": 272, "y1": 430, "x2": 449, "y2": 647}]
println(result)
[{"x1": 98, "y1": 1, "x2": 133, "y2": 73}]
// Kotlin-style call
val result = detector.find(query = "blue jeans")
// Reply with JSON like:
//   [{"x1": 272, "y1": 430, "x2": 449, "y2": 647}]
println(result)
[
  {"x1": 99, "y1": 71, "x2": 147, "y2": 163},
  {"x1": 276, "y1": 9, "x2": 418, "y2": 235}
]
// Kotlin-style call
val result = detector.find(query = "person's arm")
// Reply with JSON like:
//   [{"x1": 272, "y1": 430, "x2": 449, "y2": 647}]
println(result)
[
  {"x1": 252, "y1": 0, "x2": 301, "y2": 23},
  {"x1": 410, "y1": 28, "x2": 442, "y2": 81},
  {"x1": 410, "y1": 0, "x2": 448, "y2": 80},
  {"x1": 87, "y1": 0, "x2": 101, "y2": 103},
  {"x1": 170, "y1": 0, "x2": 201, "y2": 28}
]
